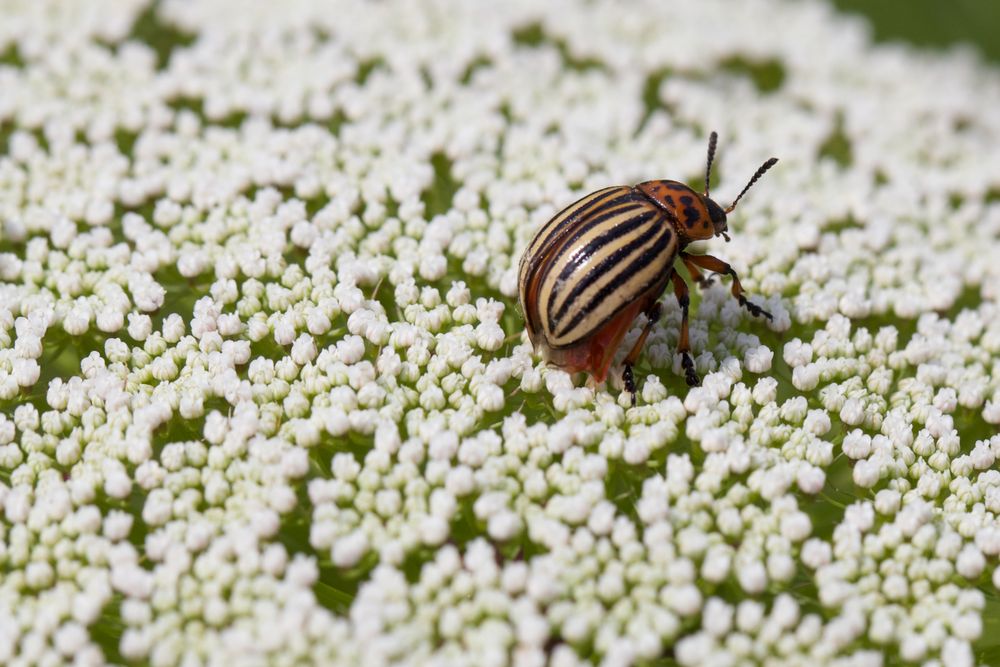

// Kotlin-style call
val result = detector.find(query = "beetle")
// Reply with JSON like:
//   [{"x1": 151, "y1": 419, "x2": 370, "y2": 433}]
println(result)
[{"x1": 517, "y1": 132, "x2": 778, "y2": 405}]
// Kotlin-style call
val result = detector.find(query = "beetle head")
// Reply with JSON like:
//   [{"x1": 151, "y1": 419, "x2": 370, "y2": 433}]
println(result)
[{"x1": 704, "y1": 196, "x2": 729, "y2": 241}]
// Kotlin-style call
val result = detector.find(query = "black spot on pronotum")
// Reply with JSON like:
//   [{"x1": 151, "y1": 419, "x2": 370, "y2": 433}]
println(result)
[
  {"x1": 664, "y1": 195, "x2": 675, "y2": 207},
  {"x1": 683, "y1": 207, "x2": 700, "y2": 227},
  {"x1": 679, "y1": 195, "x2": 694, "y2": 205}
]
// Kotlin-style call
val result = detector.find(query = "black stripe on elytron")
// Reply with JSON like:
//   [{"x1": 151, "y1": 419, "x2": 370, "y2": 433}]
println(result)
[
  {"x1": 521, "y1": 194, "x2": 629, "y2": 334},
  {"x1": 552, "y1": 207, "x2": 657, "y2": 285},
  {"x1": 549, "y1": 210, "x2": 663, "y2": 323},
  {"x1": 554, "y1": 223, "x2": 674, "y2": 339},
  {"x1": 538, "y1": 198, "x2": 655, "y2": 281},
  {"x1": 530, "y1": 188, "x2": 635, "y2": 255}
]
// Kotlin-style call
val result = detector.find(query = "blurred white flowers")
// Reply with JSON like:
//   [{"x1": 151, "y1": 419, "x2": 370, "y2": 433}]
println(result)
[{"x1": 1, "y1": 0, "x2": 1000, "y2": 665}]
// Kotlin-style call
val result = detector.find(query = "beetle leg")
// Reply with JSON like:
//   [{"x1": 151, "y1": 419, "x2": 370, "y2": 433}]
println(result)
[
  {"x1": 621, "y1": 301, "x2": 663, "y2": 406},
  {"x1": 671, "y1": 272, "x2": 700, "y2": 387},
  {"x1": 681, "y1": 252, "x2": 773, "y2": 321},
  {"x1": 681, "y1": 254, "x2": 714, "y2": 289},
  {"x1": 622, "y1": 365, "x2": 636, "y2": 404}
]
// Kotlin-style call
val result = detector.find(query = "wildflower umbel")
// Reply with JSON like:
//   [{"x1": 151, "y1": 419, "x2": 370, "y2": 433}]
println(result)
[{"x1": 1, "y1": 0, "x2": 999, "y2": 665}]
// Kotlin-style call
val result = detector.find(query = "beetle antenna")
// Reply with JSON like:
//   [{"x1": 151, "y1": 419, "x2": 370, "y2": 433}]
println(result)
[
  {"x1": 725, "y1": 157, "x2": 778, "y2": 214},
  {"x1": 704, "y1": 131, "x2": 718, "y2": 197}
]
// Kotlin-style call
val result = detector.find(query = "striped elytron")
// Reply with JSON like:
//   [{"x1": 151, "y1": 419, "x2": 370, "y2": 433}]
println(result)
[{"x1": 518, "y1": 132, "x2": 778, "y2": 404}]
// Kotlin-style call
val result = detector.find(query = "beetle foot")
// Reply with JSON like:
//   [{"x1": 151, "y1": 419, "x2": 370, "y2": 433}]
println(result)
[
  {"x1": 623, "y1": 365, "x2": 637, "y2": 406},
  {"x1": 738, "y1": 296, "x2": 773, "y2": 321},
  {"x1": 697, "y1": 276, "x2": 715, "y2": 289},
  {"x1": 681, "y1": 353, "x2": 700, "y2": 386}
]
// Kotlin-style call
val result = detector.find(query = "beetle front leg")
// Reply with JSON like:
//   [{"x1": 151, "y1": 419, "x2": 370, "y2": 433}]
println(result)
[
  {"x1": 671, "y1": 272, "x2": 700, "y2": 387},
  {"x1": 621, "y1": 301, "x2": 663, "y2": 406},
  {"x1": 681, "y1": 254, "x2": 714, "y2": 289},
  {"x1": 681, "y1": 252, "x2": 773, "y2": 321}
]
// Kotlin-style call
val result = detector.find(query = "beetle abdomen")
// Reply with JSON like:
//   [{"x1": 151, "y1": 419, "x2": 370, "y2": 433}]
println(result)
[{"x1": 519, "y1": 186, "x2": 677, "y2": 351}]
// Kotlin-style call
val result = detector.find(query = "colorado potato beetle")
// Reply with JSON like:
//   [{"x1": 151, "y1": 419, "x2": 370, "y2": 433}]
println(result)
[{"x1": 517, "y1": 132, "x2": 778, "y2": 404}]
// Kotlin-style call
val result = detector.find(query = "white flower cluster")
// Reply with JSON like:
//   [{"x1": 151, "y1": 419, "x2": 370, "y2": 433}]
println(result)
[{"x1": 1, "y1": 0, "x2": 1000, "y2": 665}]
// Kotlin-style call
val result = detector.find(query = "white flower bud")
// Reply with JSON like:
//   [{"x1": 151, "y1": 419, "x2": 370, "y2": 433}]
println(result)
[
  {"x1": 744, "y1": 345, "x2": 773, "y2": 373},
  {"x1": 332, "y1": 531, "x2": 369, "y2": 568}
]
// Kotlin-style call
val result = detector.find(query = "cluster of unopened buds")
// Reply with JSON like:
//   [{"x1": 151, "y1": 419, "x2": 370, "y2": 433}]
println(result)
[{"x1": 1, "y1": 0, "x2": 999, "y2": 665}]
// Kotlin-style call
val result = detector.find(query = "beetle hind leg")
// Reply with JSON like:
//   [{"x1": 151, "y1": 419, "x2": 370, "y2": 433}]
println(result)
[
  {"x1": 622, "y1": 365, "x2": 636, "y2": 402},
  {"x1": 682, "y1": 252, "x2": 773, "y2": 321},
  {"x1": 671, "y1": 273, "x2": 700, "y2": 387},
  {"x1": 621, "y1": 301, "x2": 663, "y2": 406}
]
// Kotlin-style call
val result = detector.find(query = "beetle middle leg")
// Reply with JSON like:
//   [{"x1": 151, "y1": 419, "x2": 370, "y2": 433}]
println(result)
[
  {"x1": 681, "y1": 252, "x2": 773, "y2": 321},
  {"x1": 671, "y1": 272, "x2": 700, "y2": 387},
  {"x1": 621, "y1": 301, "x2": 663, "y2": 406}
]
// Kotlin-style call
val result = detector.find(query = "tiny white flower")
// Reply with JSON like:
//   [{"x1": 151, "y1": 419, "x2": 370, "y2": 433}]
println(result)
[
  {"x1": 791, "y1": 364, "x2": 820, "y2": 391},
  {"x1": 476, "y1": 382, "x2": 505, "y2": 412},
  {"x1": 842, "y1": 429, "x2": 872, "y2": 460},
  {"x1": 744, "y1": 345, "x2": 773, "y2": 373},
  {"x1": 801, "y1": 539, "x2": 832, "y2": 569},
  {"x1": 802, "y1": 409, "x2": 831, "y2": 436},
  {"x1": 736, "y1": 560, "x2": 767, "y2": 594},
  {"x1": 12, "y1": 358, "x2": 40, "y2": 387},
  {"x1": 783, "y1": 339, "x2": 813, "y2": 367},
  {"x1": 955, "y1": 545, "x2": 985, "y2": 579},
  {"x1": 104, "y1": 510, "x2": 134, "y2": 541}
]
